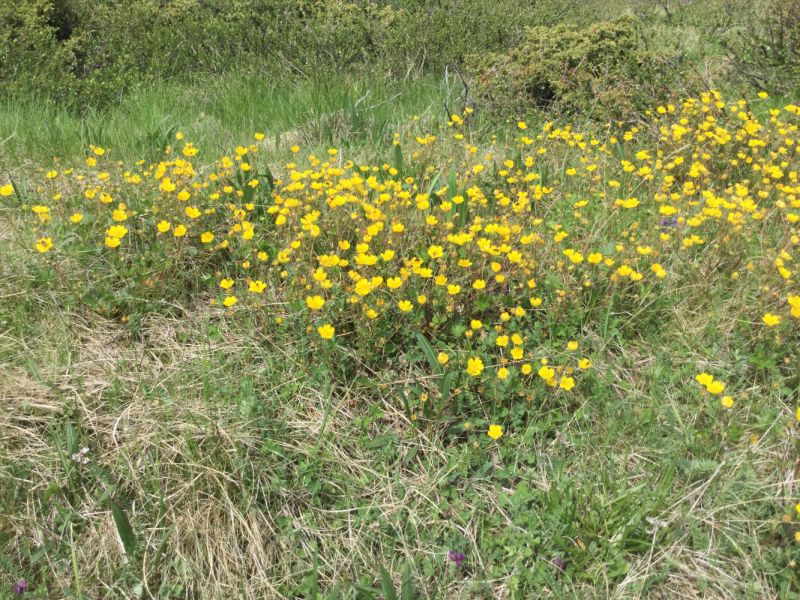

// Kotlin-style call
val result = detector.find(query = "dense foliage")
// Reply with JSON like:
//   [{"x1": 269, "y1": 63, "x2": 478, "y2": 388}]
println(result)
[{"x1": 0, "y1": 0, "x2": 541, "y2": 110}]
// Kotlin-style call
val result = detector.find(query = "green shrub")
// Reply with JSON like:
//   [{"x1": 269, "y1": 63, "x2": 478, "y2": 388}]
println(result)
[
  {"x1": 466, "y1": 15, "x2": 701, "y2": 122},
  {"x1": 0, "y1": 0, "x2": 79, "y2": 104},
  {"x1": 721, "y1": 0, "x2": 800, "y2": 97},
  {"x1": 0, "y1": 0, "x2": 547, "y2": 111}
]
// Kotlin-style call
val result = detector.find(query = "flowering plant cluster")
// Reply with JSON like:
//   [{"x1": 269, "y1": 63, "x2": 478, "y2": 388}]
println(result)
[{"x1": 6, "y1": 91, "x2": 800, "y2": 435}]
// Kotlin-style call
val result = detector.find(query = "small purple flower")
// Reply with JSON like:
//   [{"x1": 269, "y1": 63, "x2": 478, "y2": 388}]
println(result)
[
  {"x1": 13, "y1": 581, "x2": 27, "y2": 595},
  {"x1": 553, "y1": 557, "x2": 565, "y2": 571},
  {"x1": 659, "y1": 217, "x2": 678, "y2": 232},
  {"x1": 448, "y1": 550, "x2": 466, "y2": 566}
]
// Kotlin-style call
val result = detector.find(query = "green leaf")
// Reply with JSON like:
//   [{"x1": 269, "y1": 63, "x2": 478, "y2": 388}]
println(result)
[
  {"x1": 261, "y1": 164, "x2": 274, "y2": 191},
  {"x1": 310, "y1": 546, "x2": 319, "y2": 600},
  {"x1": 66, "y1": 423, "x2": 78, "y2": 457},
  {"x1": 42, "y1": 481, "x2": 59, "y2": 501},
  {"x1": 26, "y1": 358, "x2": 44, "y2": 383},
  {"x1": 413, "y1": 329, "x2": 442, "y2": 375},
  {"x1": 110, "y1": 501, "x2": 137, "y2": 556},
  {"x1": 380, "y1": 564, "x2": 398, "y2": 600},
  {"x1": 425, "y1": 166, "x2": 446, "y2": 199},
  {"x1": 366, "y1": 433, "x2": 398, "y2": 449},
  {"x1": 439, "y1": 371, "x2": 455, "y2": 404},
  {"x1": 457, "y1": 197, "x2": 468, "y2": 229},
  {"x1": 152, "y1": 523, "x2": 175, "y2": 572},
  {"x1": 400, "y1": 563, "x2": 413, "y2": 600},
  {"x1": 446, "y1": 163, "x2": 457, "y2": 202},
  {"x1": 394, "y1": 143, "x2": 404, "y2": 175},
  {"x1": 350, "y1": 583, "x2": 381, "y2": 597}
]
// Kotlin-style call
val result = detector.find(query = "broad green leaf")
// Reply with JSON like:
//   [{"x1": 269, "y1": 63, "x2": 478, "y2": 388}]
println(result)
[
  {"x1": 413, "y1": 329, "x2": 442, "y2": 375},
  {"x1": 110, "y1": 501, "x2": 137, "y2": 556},
  {"x1": 380, "y1": 564, "x2": 398, "y2": 600}
]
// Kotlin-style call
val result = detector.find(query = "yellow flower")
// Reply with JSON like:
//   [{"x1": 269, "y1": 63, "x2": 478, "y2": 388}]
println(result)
[
  {"x1": 578, "y1": 359, "x2": 592, "y2": 369},
  {"x1": 291, "y1": 145, "x2": 300, "y2": 153},
  {"x1": 696, "y1": 373, "x2": 714, "y2": 387},
  {"x1": 521, "y1": 364, "x2": 532, "y2": 375},
  {"x1": 467, "y1": 357, "x2": 484, "y2": 376},
  {"x1": 387, "y1": 277, "x2": 402, "y2": 289},
  {"x1": 0, "y1": 184, "x2": 13, "y2": 196},
  {"x1": 721, "y1": 396, "x2": 734, "y2": 408},
  {"x1": 487, "y1": 424, "x2": 503, "y2": 439},
  {"x1": 254, "y1": 133, "x2": 265, "y2": 141},
  {"x1": 35, "y1": 237, "x2": 53, "y2": 252},
  {"x1": 69, "y1": 213, "x2": 83, "y2": 224},
  {"x1": 567, "y1": 341, "x2": 578, "y2": 351},
  {"x1": 437, "y1": 352, "x2": 449, "y2": 365},
  {"x1": 762, "y1": 313, "x2": 780, "y2": 326},
  {"x1": 511, "y1": 347, "x2": 524, "y2": 360},
  {"x1": 307, "y1": 296, "x2": 325, "y2": 310},
  {"x1": 498, "y1": 368, "x2": 509, "y2": 379},
  {"x1": 447, "y1": 284, "x2": 461, "y2": 295},
  {"x1": 559, "y1": 377, "x2": 575, "y2": 390},
  {"x1": 107, "y1": 225, "x2": 128, "y2": 238},
  {"x1": 105, "y1": 236, "x2": 120, "y2": 248},
  {"x1": 496, "y1": 335, "x2": 509, "y2": 347},
  {"x1": 538, "y1": 366, "x2": 555, "y2": 380},
  {"x1": 471, "y1": 320, "x2": 482, "y2": 329},
  {"x1": 223, "y1": 296, "x2": 238, "y2": 307},
  {"x1": 185, "y1": 206, "x2": 201, "y2": 219},
  {"x1": 398, "y1": 300, "x2": 414, "y2": 312},
  {"x1": 427, "y1": 245, "x2": 443, "y2": 259},
  {"x1": 220, "y1": 278, "x2": 234, "y2": 289},
  {"x1": 473, "y1": 279, "x2": 486, "y2": 289},
  {"x1": 249, "y1": 280, "x2": 266, "y2": 293},
  {"x1": 201, "y1": 232, "x2": 215, "y2": 243},
  {"x1": 173, "y1": 225, "x2": 187, "y2": 237},
  {"x1": 157, "y1": 221, "x2": 171, "y2": 233},
  {"x1": 318, "y1": 324, "x2": 335, "y2": 339},
  {"x1": 788, "y1": 295, "x2": 800, "y2": 318},
  {"x1": 417, "y1": 295, "x2": 427, "y2": 305},
  {"x1": 706, "y1": 380, "x2": 725, "y2": 395},
  {"x1": 530, "y1": 297, "x2": 542, "y2": 307}
]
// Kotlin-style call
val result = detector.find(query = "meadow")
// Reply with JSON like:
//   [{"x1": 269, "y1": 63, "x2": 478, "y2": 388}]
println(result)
[{"x1": 1, "y1": 0, "x2": 800, "y2": 598}]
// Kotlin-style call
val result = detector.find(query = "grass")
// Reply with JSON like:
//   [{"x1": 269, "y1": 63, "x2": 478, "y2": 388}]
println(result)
[
  {"x1": 0, "y1": 73, "x2": 456, "y2": 172},
  {"x1": 2, "y1": 2, "x2": 800, "y2": 598},
  {"x1": 2, "y1": 243, "x2": 797, "y2": 598}
]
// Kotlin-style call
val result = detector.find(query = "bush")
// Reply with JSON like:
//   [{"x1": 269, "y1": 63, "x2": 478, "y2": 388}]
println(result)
[
  {"x1": 721, "y1": 0, "x2": 800, "y2": 97},
  {"x1": 0, "y1": 0, "x2": 543, "y2": 111},
  {"x1": 466, "y1": 15, "x2": 701, "y2": 122}
]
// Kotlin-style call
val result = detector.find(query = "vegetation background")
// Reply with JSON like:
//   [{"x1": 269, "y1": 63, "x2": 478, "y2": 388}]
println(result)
[{"x1": 1, "y1": 0, "x2": 800, "y2": 598}]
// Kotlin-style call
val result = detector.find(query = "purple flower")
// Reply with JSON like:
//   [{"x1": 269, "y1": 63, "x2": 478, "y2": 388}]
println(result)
[
  {"x1": 13, "y1": 581, "x2": 27, "y2": 595},
  {"x1": 448, "y1": 550, "x2": 466, "y2": 566},
  {"x1": 554, "y1": 557, "x2": 565, "y2": 571}
]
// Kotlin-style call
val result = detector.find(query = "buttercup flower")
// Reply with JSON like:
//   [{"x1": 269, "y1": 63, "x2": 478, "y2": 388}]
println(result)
[
  {"x1": 467, "y1": 357, "x2": 484, "y2": 376},
  {"x1": 318, "y1": 324, "x2": 335, "y2": 339},
  {"x1": 307, "y1": 296, "x2": 325, "y2": 310},
  {"x1": 487, "y1": 424, "x2": 503, "y2": 439}
]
